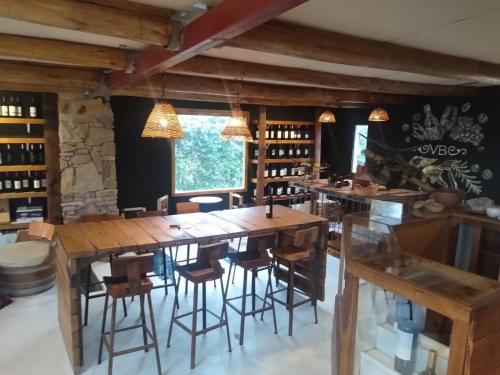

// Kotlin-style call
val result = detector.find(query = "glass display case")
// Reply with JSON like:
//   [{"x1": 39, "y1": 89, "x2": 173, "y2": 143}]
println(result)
[{"x1": 335, "y1": 211, "x2": 500, "y2": 375}]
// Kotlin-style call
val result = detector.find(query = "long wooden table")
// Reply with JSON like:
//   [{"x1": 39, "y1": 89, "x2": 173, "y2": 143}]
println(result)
[{"x1": 55, "y1": 206, "x2": 328, "y2": 373}]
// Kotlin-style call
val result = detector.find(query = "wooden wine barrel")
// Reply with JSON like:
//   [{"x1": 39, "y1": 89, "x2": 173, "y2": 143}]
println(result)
[{"x1": 0, "y1": 241, "x2": 55, "y2": 297}]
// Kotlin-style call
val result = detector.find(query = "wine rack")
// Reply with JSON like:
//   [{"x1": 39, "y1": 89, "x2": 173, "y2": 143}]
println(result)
[{"x1": 250, "y1": 107, "x2": 321, "y2": 205}]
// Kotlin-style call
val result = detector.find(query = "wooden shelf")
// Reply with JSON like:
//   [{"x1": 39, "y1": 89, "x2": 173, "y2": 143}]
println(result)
[
  {"x1": 0, "y1": 191, "x2": 47, "y2": 199},
  {"x1": 265, "y1": 120, "x2": 315, "y2": 126},
  {"x1": 0, "y1": 117, "x2": 45, "y2": 125},
  {"x1": 0, "y1": 165, "x2": 46, "y2": 172},
  {"x1": 251, "y1": 177, "x2": 303, "y2": 184},
  {"x1": 253, "y1": 140, "x2": 314, "y2": 145},
  {"x1": 0, "y1": 137, "x2": 44, "y2": 144},
  {"x1": 251, "y1": 193, "x2": 310, "y2": 202},
  {"x1": 251, "y1": 158, "x2": 312, "y2": 164},
  {"x1": 0, "y1": 222, "x2": 30, "y2": 231}
]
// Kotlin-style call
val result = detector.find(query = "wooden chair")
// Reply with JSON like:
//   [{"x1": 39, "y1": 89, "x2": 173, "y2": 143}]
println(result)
[
  {"x1": 225, "y1": 233, "x2": 278, "y2": 345},
  {"x1": 167, "y1": 241, "x2": 232, "y2": 369},
  {"x1": 76, "y1": 214, "x2": 127, "y2": 327},
  {"x1": 136, "y1": 210, "x2": 164, "y2": 218},
  {"x1": 176, "y1": 201, "x2": 199, "y2": 214},
  {"x1": 98, "y1": 253, "x2": 161, "y2": 375},
  {"x1": 229, "y1": 192, "x2": 244, "y2": 209},
  {"x1": 266, "y1": 227, "x2": 319, "y2": 336},
  {"x1": 157, "y1": 194, "x2": 169, "y2": 215}
]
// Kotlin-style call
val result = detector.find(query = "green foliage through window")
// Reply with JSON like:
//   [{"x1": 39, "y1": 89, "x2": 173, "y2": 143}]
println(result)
[{"x1": 174, "y1": 114, "x2": 246, "y2": 193}]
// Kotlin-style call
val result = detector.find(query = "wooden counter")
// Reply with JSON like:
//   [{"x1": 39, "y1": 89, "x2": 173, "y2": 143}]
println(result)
[{"x1": 55, "y1": 206, "x2": 328, "y2": 373}]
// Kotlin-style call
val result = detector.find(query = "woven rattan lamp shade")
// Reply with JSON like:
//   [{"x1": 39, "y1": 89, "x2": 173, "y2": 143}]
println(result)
[
  {"x1": 220, "y1": 105, "x2": 253, "y2": 142},
  {"x1": 368, "y1": 107, "x2": 390, "y2": 122},
  {"x1": 141, "y1": 101, "x2": 184, "y2": 139},
  {"x1": 318, "y1": 110, "x2": 336, "y2": 123}
]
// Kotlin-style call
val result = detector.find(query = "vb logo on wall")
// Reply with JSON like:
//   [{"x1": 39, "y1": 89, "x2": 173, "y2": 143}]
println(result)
[{"x1": 402, "y1": 103, "x2": 492, "y2": 195}]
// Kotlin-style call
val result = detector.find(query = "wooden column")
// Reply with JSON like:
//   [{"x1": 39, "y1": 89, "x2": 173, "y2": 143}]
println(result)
[
  {"x1": 255, "y1": 106, "x2": 267, "y2": 205},
  {"x1": 42, "y1": 93, "x2": 62, "y2": 224},
  {"x1": 314, "y1": 108, "x2": 322, "y2": 178}
]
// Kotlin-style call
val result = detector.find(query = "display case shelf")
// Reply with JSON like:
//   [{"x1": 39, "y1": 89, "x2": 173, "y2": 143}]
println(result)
[
  {"x1": 265, "y1": 120, "x2": 315, "y2": 126},
  {"x1": 251, "y1": 177, "x2": 303, "y2": 184},
  {"x1": 0, "y1": 117, "x2": 45, "y2": 125},
  {"x1": 0, "y1": 191, "x2": 47, "y2": 199},
  {"x1": 0, "y1": 165, "x2": 46, "y2": 172},
  {"x1": 253, "y1": 139, "x2": 314, "y2": 145},
  {"x1": 250, "y1": 158, "x2": 312, "y2": 164},
  {"x1": 0, "y1": 137, "x2": 45, "y2": 144}
]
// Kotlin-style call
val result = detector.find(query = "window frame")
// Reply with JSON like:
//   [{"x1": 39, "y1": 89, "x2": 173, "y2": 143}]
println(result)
[
  {"x1": 171, "y1": 107, "x2": 249, "y2": 197},
  {"x1": 351, "y1": 124, "x2": 369, "y2": 173}
]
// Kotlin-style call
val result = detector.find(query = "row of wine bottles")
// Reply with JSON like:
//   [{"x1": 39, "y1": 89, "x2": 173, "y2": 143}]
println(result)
[
  {"x1": 0, "y1": 96, "x2": 39, "y2": 118},
  {"x1": 0, "y1": 143, "x2": 45, "y2": 165},
  {"x1": 254, "y1": 185, "x2": 308, "y2": 197},
  {"x1": 263, "y1": 164, "x2": 305, "y2": 178},
  {"x1": 256, "y1": 126, "x2": 312, "y2": 140},
  {"x1": 0, "y1": 171, "x2": 47, "y2": 193},
  {"x1": 253, "y1": 145, "x2": 311, "y2": 159}
]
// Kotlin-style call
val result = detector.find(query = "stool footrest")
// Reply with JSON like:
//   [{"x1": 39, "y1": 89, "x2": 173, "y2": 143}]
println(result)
[{"x1": 226, "y1": 294, "x2": 273, "y2": 316}]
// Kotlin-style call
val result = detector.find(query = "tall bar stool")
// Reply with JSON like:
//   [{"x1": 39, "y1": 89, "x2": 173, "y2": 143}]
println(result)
[
  {"x1": 98, "y1": 253, "x2": 161, "y2": 375},
  {"x1": 225, "y1": 232, "x2": 278, "y2": 345},
  {"x1": 167, "y1": 241, "x2": 232, "y2": 369},
  {"x1": 265, "y1": 227, "x2": 319, "y2": 336},
  {"x1": 77, "y1": 214, "x2": 127, "y2": 327}
]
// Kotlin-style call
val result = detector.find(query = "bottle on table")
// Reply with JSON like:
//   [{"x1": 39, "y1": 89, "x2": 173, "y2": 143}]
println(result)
[
  {"x1": 265, "y1": 187, "x2": 274, "y2": 218},
  {"x1": 418, "y1": 350, "x2": 438, "y2": 375},
  {"x1": 394, "y1": 298, "x2": 421, "y2": 375}
]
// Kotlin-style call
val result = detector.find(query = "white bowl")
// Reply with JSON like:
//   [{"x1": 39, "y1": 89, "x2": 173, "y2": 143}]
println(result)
[{"x1": 486, "y1": 206, "x2": 500, "y2": 218}]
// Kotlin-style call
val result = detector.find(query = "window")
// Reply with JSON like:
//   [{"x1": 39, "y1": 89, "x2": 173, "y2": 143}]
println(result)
[
  {"x1": 351, "y1": 125, "x2": 368, "y2": 173},
  {"x1": 173, "y1": 109, "x2": 247, "y2": 195}
]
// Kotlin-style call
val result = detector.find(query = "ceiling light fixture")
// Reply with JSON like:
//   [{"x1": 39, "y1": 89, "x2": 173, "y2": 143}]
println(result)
[
  {"x1": 318, "y1": 110, "x2": 336, "y2": 123},
  {"x1": 220, "y1": 79, "x2": 253, "y2": 142},
  {"x1": 368, "y1": 107, "x2": 390, "y2": 122}
]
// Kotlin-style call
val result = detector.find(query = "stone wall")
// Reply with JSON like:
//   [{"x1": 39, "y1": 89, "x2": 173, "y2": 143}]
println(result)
[{"x1": 58, "y1": 94, "x2": 118, "y2": 222}]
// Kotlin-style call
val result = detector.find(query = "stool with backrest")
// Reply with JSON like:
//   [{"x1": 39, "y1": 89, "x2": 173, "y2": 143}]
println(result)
[
  {"x1": 167, "y1": 240, "x2": 232, "y2": 369},
  {"x1": 98, "y1": 253, "x2": 161, "y2": 375},
  {"x1": 77, "y1": 214, "x2": 127, "y2": 327},
  {"x1": 265, "y1": 226, "x2": 319, "y2": 336},
  {"x1": 225, "y1": 232, "x2": 278, "y2": 345}
]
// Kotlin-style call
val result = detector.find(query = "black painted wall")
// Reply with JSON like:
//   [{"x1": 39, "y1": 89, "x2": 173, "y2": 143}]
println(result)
[{"x1": 111, "y1": 96, "x2": 315, "y2": 213}]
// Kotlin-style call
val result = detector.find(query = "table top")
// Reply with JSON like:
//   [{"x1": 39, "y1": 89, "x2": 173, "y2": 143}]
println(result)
[
  {"x1": 56, "y1": 206, "x2": 326, "y2": 259},
  {"x1": 189, "y1": 196, "x2": 223, "y2": 204}
]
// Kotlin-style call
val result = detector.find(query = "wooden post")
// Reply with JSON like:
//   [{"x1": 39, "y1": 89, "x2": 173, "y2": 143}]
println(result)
[
  {"x1": 255, "y1": 106, "x2": 267, "y2": 205},
  {"x1": 42, "y1": 93, "x2": 62, "y2": 224},
  {"x1": 314, "y1": 108, "x2": 322, "y2": 179}
]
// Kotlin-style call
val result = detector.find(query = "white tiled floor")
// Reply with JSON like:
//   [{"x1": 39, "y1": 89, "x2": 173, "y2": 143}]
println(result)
[{"x1": 0, "y1": 254, "x2": 339, "y2": 375}]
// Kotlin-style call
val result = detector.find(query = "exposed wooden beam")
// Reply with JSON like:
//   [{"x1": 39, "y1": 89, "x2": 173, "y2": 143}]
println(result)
[
  {"x1": 0, "y1": 0, "x2": 171, "y2": 45},
  {"x1": 228, "y1": 20, "x2": 500, "y2": 85},
  {"x1": 0, "y1": 34, "x2": 127, "y2": 70},
  {"x1": 80, "y1": 0, "x2": 173, "y2": 20},
  {"x1": 169, "y1": 55, "x2": 479, "y2": 97},
  {"x1": 124, "y1": 73, "x2": 414, "y2": 106},
  {"x1": 101, "y1": 0, "x2": 308, "y2": 95}
]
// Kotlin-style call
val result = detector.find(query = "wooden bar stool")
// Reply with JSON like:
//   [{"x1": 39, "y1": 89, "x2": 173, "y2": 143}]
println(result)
[
  {"x1": 225, "y1": 233, "x2": 278, "y2": 345},
  {"x1": 98, "y1": 253, "x2": 161, "y2": 375},
  {"x1": 167, "y1": 241, "x2": 232, "y2": 369},
  {"x1": 265, "y1": 227, "x2": 319, "y2": 336}
]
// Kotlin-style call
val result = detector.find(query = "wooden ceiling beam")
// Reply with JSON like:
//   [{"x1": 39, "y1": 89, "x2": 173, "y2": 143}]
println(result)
[
  {"x1": 80, "y1": 0, "x2": 173, "y2": 20},
  {"x1": 228, "y1": 20, "x2": 500, "y2": 85},
  {"x1": 101, "y1": 0, "x2": 308, "y2": 95},
  {"x1": 0, "y1": 0, "x2": 172, "y2": 45},
  {"x1": 169, "y1": 55, "x2": 479, "y2": 97},
  {"x1": 0, "y1": 34, "x2": 127, "y2": 70}
]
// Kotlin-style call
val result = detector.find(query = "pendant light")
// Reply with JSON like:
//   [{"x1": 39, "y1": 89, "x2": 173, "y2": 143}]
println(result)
[
  {"x1": 318, "y1": 110, "x2": 336, "y2": 123},
  {"x1": 141, "y1": 75, "x2": 184, "y2": 139},
  {"x1": 220, "y1": 80, "x2": 253, "y2": 142},
  {"x1": 368, "y1": 107, "x2": 390, "y2": 122}
]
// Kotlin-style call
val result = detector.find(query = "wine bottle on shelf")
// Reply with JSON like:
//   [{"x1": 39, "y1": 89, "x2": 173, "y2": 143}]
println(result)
[
  {"x1": 15, "y1": 97, "x2": 22, "y2": 117},
  {"x1": 37, "y1": 144, "x2": 45, "y2": 165},
  {"x1": 264, "y1": 168, "x2": 269, "y2": 178},
  {"x1": 286, "y1": 186, "x2": 292, "y2": 195},
  {"x1": 291, "y1": 166, "x2": 296, "y2": 176},
  {"x1": 276, "y1": 185, "x2": 283, "y2": 196},
  {"x1": 296, "y1": 128, "x2": 302, "y2": 139},
  {"x1": 304, "y1": 129, "x2": 310, "y2": 139},
  {"x1": 0, "y1": 176, "x2": 3, "y2": 194},
  {"x1": 269, "y1": 127, "x2": 275, "y2": 139},
  {"x1": 5, "y1": 144, "x2": 13, "y2": 165},
  {"x1": 254, "y1": 148, "x2": 259, "y2": 159},
  {"x1": 283, "y1": 126, "x2": 289, "y2": 139},
  {"x1": 252, "y1": 188, "x2": 256, "y2": 197},
  {"x1": 276, "y1": 125, "x2": 282, "y2": 139},
  {"x1": 33, "y1": 172, "x2": 42, "y2": 192},
  {"x1": 280, "y1": 165, "x2": 287, "y2": 177},
  {"x1": 296, "y1": 145, "x2": 302, "y2": 157},
  {"x1": 290, "y1": 127, "x2": 296, "y2": 139},
  {"x1": 418, "y1": 350, "x2": 438, "y2": 375},
  {"x1": 288, "y1": 145, "x2": 294, "y2": 158},
  {"x1": 19, "y1": 144, "x2": 27, "y2": 165},
  {"x1": 22, "y1": 172, "x2": 30, "y2": 192},
  {"x1": 13, "y1": 172, "x2": 22, "y2": 192},
  {"x1": 255, "y1": 129, "x2": 260, "y2": 139},
  {"x1": 4, "y1": 173, "x2": 12, "y2": 192},
  {"x1": 304, "y1": 147, "x2": 310, "y2": 157},
  {"x1": 265, "y1": 127, "x2": 269, "y2": 139},
  {"x1": 0, "y1": 96, "x2": 7, "y2": 117},
  {"x1": 270, "y1": 147, "x2": 277, "y2": 159},
  {"x1": 28, "y1": 144, "x2": 37, "y2": 164},
  {"x1": 29, "y1": 97, "x2": 38, "y2": 118},
  {"x1": 41, "y1": 171, "x2": 47, "y2": 190},
  {"x1": 265, "y1": 187, "x2": 274, "y2": 218},
  {"x1": 270, "y1": 165, "x2": 277, "y2": 178},
  {"x1": 278, "y1": 145, "x2": 285, "y2": 158},
  {"x1": 0, "y1": 145, "x2": 3, "y2": 165},
  {"x1": 8, "y1": 96, "x2": 16, "y2": 117}
]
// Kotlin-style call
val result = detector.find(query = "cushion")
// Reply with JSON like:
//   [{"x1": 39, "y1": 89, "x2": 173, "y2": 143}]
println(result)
[{"x1": 0, "y1": 241, "x2": 51, "y2": 268}]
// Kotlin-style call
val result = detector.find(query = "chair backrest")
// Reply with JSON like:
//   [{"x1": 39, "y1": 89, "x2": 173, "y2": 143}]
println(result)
[
  {"x1": 176, "y1": 202, "x2": 199, "y2": 214},
  {"x1": 293, "y1": 227, "x2": 319, "y2": 248},
  {"x1": 110, "y1": 253, "x2": 154, "y2": 295},
  {"x1": 136, "y1": 210, "x2": 164, "y2": 218},
  {"x1": 157, "y1": 195, "x2": 169, "y2": 215},
  {"x1": 27, "y1": 221, "x2": 55, "y2": 241},
  {"x1": 247, "y1": 232, "x2": 275, "y2": 259},
  {"x1": 196, "y1": 241, "x2": 229, "y2": 274},
  {"x1": 76, "y1": 214, "x2": 122, "y2": 223},
  {"x1": 229, "y1": 192, "x2": 244, "y2": 209}
]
